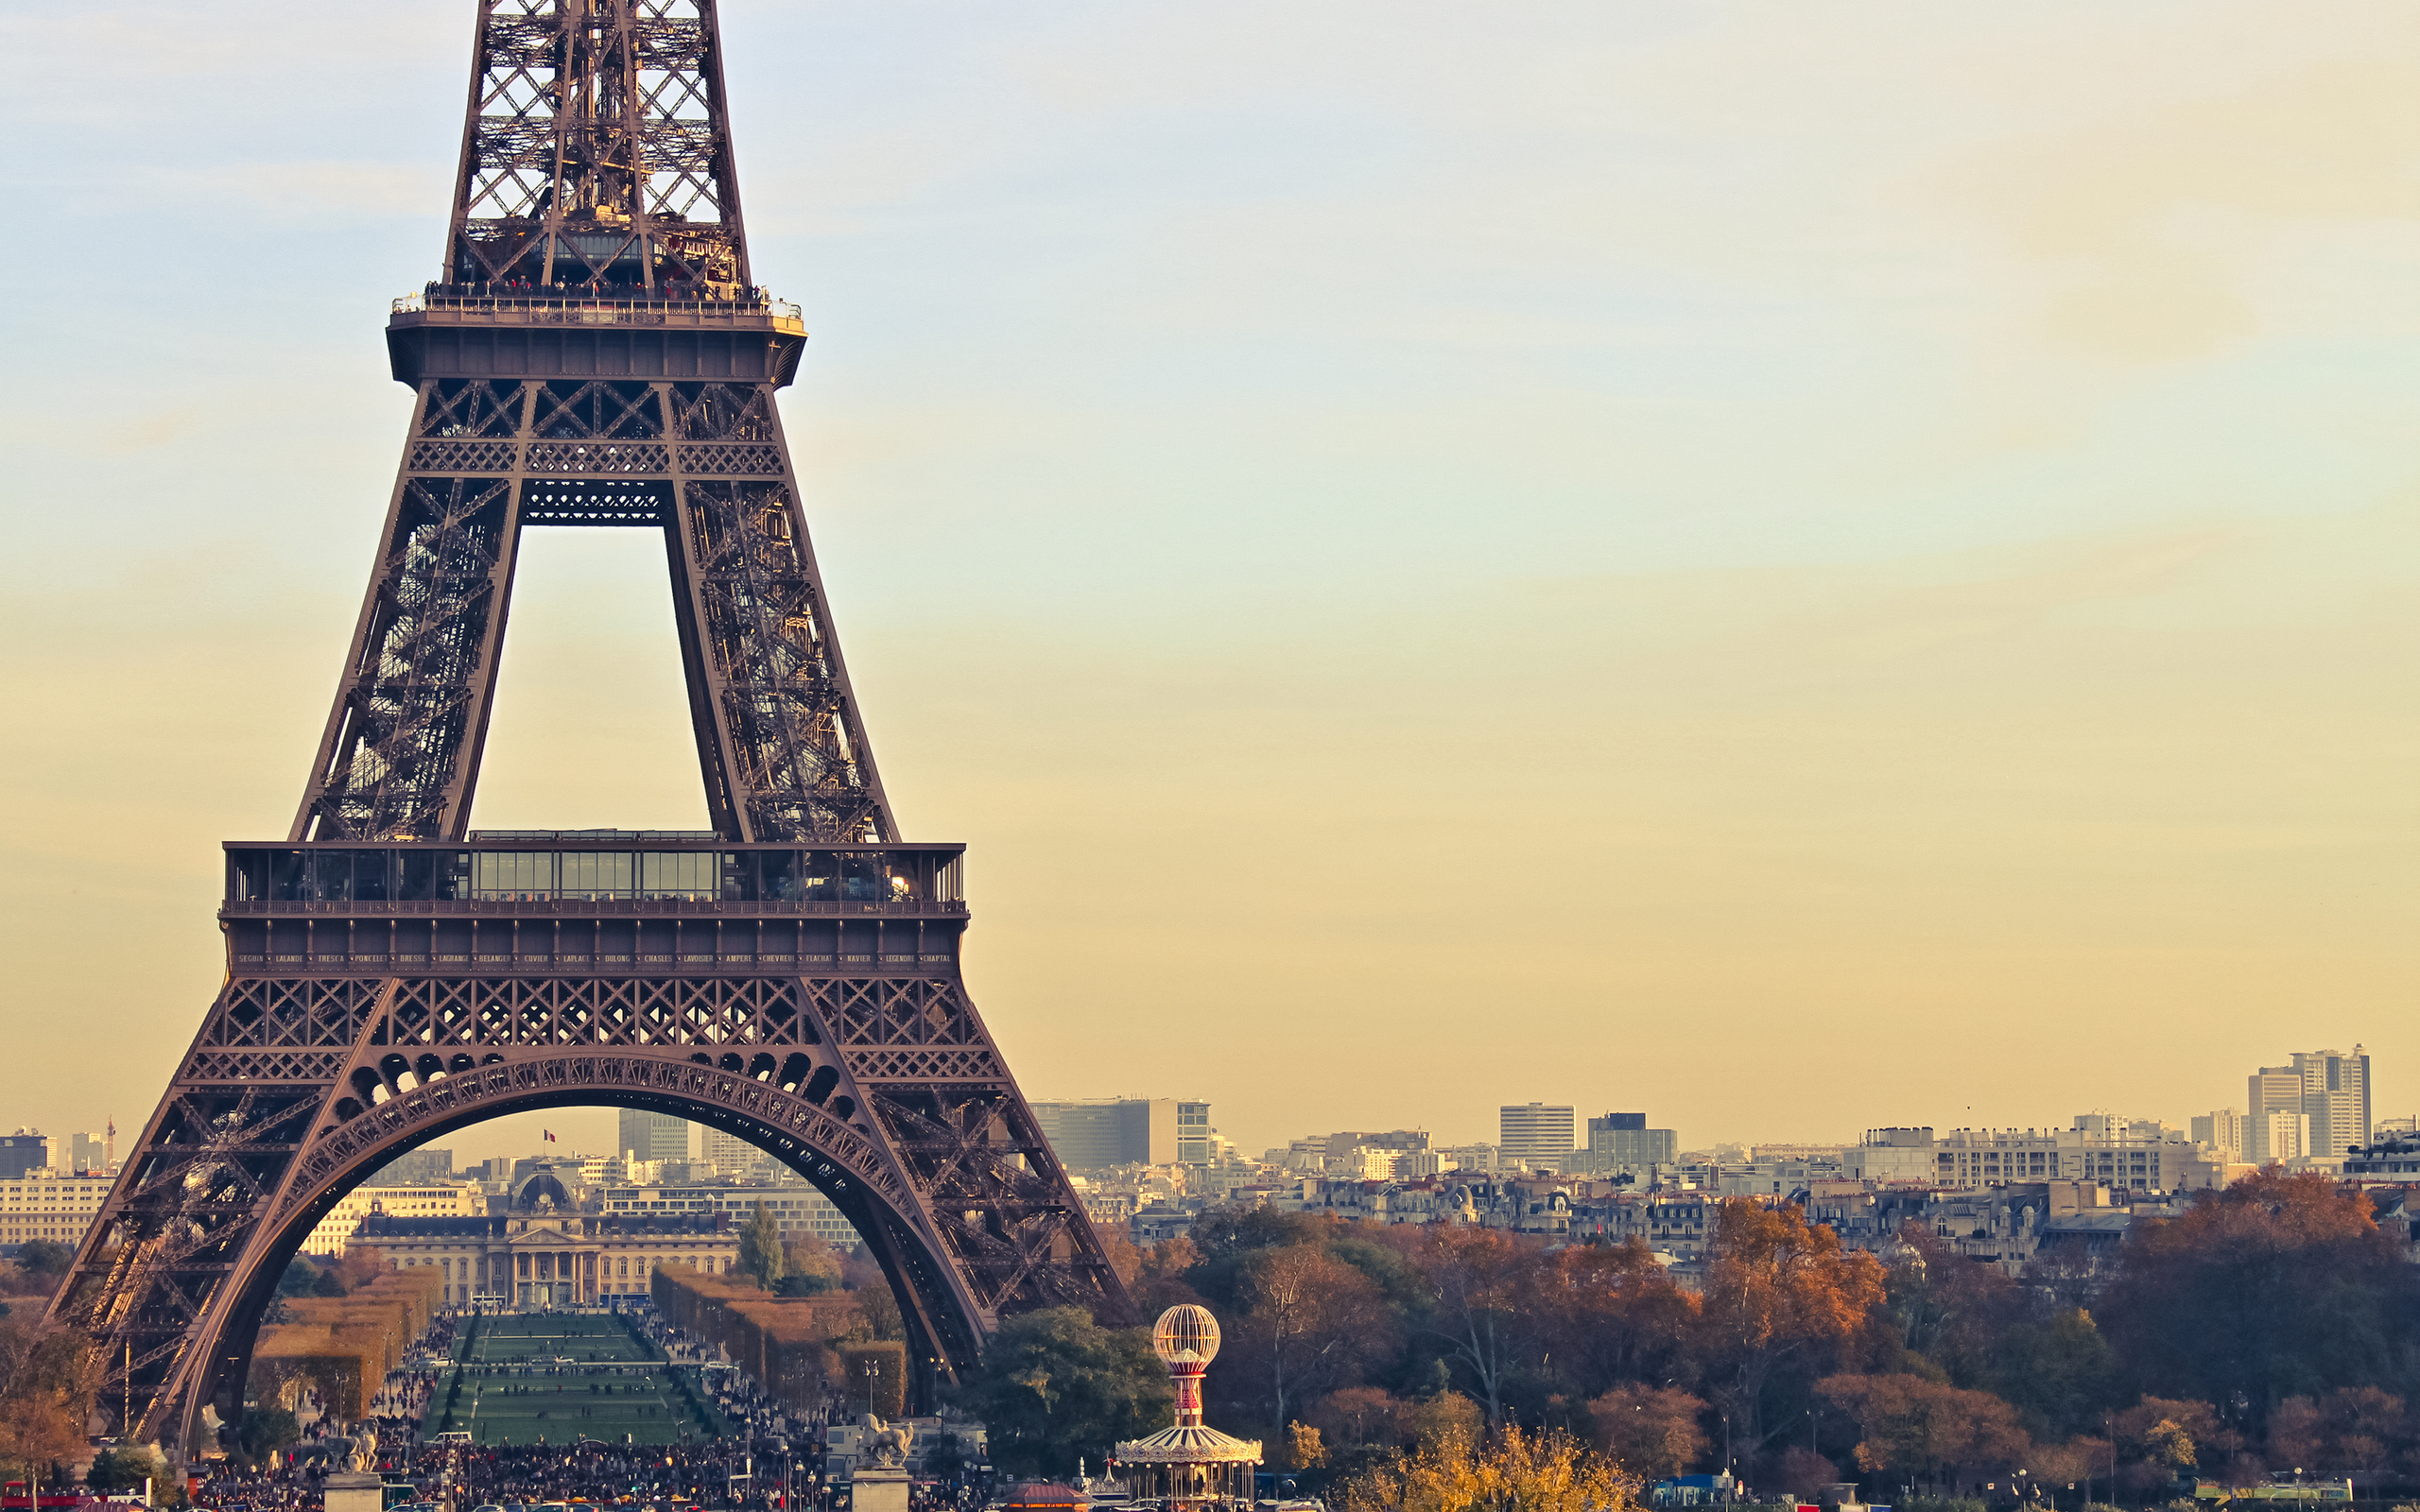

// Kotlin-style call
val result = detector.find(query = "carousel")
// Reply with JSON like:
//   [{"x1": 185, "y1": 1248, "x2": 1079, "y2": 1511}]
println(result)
[{"x1": 1111, "y1": 1305, "x2": 1264, "y2": 1510}]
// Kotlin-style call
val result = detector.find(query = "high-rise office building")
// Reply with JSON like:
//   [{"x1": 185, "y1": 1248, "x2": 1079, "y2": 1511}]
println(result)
[
  {"x1": 2251, "y1": 1046, "x2": 2371, "y2": 1159},
  {"x1": 700, "y1": 1125, "x2": 770, "y2": 1177},
  {"x1": 1031, "y1": 1098, "x2": 1179, "y2": 1169},
  {"x1": 0, "y1": 1132, "x2": 51, "y2": 1180},
  {"x1": 1498, "y1": 1104, "x2": 1577, "y2": 1171},
  {"x1": 2190, "y1": 1109, "x2": 2248, "y2": 1160},
  {"x1": 1176, "y1": 1102, "x2": 1214, "y2": 1164},
  {"x1": 1586, "y1": 1112, "x2": 1678, "y2": 1169},
  {"x1": 2298, "y1": 1047, "x2": 2371, "y2": 1158},
  {"x1": 618, "y1": 1109, "x2": 693, "y2": 1164},
  {"x1": 66, "y1": 1132, "x2": 109, "y2": 1175},
  {"x1": 2248, "y1": 1109, "x2": 2309, "y2": 1165},
  {"x1": 2249, "y1": 1067, "x2": 2298, "y2": 1120}
]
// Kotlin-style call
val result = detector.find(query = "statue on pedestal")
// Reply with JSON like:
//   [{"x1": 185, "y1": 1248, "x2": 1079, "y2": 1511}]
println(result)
[{"x1": 857, "y1": 1414, "x2": 913, "y2": 1469}]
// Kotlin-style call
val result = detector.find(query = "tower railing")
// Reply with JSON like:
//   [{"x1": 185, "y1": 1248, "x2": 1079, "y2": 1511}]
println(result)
[{"x1": 391, "y1": 291, "x2": 805, "y2": 326}]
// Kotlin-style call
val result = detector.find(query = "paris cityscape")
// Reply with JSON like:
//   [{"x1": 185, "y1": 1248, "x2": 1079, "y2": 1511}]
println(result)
[
  {"x1": 5, "y1": 1052, "x2": 2417, "y2": 1512},
  {"x1": 2, "y1": 4, "x2": 2412, "y2": 1512}
]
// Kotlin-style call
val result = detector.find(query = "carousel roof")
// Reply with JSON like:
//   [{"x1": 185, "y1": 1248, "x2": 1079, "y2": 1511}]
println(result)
[{"x1": 1113, "y1": 1424, "x2": 1265, "y2": 1465}]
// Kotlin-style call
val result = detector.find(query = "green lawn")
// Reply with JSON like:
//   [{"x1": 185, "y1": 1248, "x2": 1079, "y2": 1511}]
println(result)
[{"x1": 424, "y1": 1314, "x2": 731, "y2": 1445}]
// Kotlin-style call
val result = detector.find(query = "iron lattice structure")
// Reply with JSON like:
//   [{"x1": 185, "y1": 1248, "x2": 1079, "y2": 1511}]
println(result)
[
  {"x1": 447, "y1": 0, "x2": 752, "y2": 295},
  {"x1": 51, "y1": 0, "x2": 1131, "y2": 1452}
]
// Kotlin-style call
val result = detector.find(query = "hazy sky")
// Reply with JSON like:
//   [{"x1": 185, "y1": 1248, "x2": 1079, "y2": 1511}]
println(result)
[{"x1": 1, "y1": 2, "x2": 2414, "y2": 1163}]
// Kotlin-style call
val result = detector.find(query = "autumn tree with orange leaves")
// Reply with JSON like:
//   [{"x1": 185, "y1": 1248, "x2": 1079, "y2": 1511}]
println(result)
[
  {"x1": 1586, "y1": 1383, "x2": 1712, "y2": 1480},
  {"x1": 1523, "y1": 1237, "x2": 1699, "y2": 1403},
  {"x1": 1700, "y1": 1197, "x2": 1886, "y2": 1458},
  {"x1": 1335, "y1": 1421, "x2": 1634, "y2": 1512},
  {"x1": 1229, "y1": 1244, "x2": 1398, "y2": 1437},
  {"x1": 0, "y1": 1315, "x2": 96, "y2": 1484},
  {"x1": 1415, "y1": 1228, "x2": 1540, "y2": 1426},
  {"x1": 2268, "y1": 1387, "x2": 2409, "y2": 1480},
  {"x1": 1815, "y1": 1372, "x2": 2030, "y2": 1482},
  {"x1": 2100, "y1": 1171, "x2": 2420, "y2": 1424}
]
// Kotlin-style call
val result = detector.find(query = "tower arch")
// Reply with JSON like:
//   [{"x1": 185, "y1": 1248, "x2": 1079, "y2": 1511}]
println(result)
[{"x1": 169, "y1": 1065, "x2": 1004, "y2": 1455}]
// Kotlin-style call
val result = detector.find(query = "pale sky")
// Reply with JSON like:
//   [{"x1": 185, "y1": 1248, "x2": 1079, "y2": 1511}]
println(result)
[{"x1": 1, "y1": 2, "x2": 2414, "y2": 1162}]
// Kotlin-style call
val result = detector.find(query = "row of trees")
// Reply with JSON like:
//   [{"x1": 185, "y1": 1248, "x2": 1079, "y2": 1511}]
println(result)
[
  {"x1": 950, "y1": 1172, "x2": 2420, "y2": 1499},
  {"x1": 271, "y1": 1248, "x2": 385, "y2": 1306},
  {"x1": 736, "y1": 1204, "x2": 851, "y2": 1297},
  {"x1": 3, "y1": 1170, "x2": 2411, "y2": 1501},
  {"x1": 658, "y1": 1246, "x2": 911, "y2": 1416},
  {"x1": 0, "y1": 1246, "x2": 450, "y2": 1486}
]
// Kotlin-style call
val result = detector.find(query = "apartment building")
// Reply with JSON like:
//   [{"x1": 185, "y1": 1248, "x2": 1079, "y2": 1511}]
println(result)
[
  {"x1": 302, "y1": 1181, "x2": 488, "y2": 1256},
  {"x1": 0, "y1": 1173, "x2": 112, "y2": 1248},
  {"x1": 599, "y1": 1178, "x2": 858, "y2": 1247},
  {"x1": 1846, "y1": 1122, "x2": 2202, "y2": 1193}
]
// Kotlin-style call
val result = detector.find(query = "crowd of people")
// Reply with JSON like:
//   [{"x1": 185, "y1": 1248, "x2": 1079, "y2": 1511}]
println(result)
[
  {"x1": 186, "y1": 1463, "x2": 322, "y2": 1512},
  {"x1": 437, "y1": 1439, "x2": 779, "y2": 1505},
  {"x1": 191, "y1": 1304, "x2": 912, "y2": 1512},
  {"x1": 622, "y1": 1314, "x2": 831, "y2": 1446},
  {"x1": 193, "y1": 1440, "x2": 803, "y2": 1512}
]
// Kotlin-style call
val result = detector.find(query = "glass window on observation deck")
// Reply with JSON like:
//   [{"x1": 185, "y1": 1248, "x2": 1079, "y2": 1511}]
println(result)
[
  {"x1": 639, "y1": 850, "x2": 727, "y2": 901},
  {"x1": 560, "y1": 850, "x2": 635, "y2": 900},
  {"x1": 231, "y1": 849, "x2": 397, "y2": 902},
  {"x1": 474, "y1": 850, "x2": 558, "y2": 900}
]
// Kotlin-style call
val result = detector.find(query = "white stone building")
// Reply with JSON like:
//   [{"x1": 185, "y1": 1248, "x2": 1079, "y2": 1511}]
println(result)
[
  {"x1": 348, "y1": 1211, "x2": 738, "y2": 1306},
  {"x1": 302, "y1": 1181, "x2": 487, "y2": 1256},
  {"x1": 600, "y1": 1178, "x2": 859, "y2": 1247},
  {"x1": 0, "y1": 1173, "x2": 112, "y2": 1249}
]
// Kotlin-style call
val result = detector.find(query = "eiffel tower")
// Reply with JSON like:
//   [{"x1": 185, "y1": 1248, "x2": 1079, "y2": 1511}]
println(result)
[{"x1": 51, "y1": 0, "x2": 1130, "y2": 1450}]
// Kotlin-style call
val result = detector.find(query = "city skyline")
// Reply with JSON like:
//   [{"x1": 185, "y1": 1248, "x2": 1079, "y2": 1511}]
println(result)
[
  {"x1": 22, "y1": 1038, "x2": 2401, "y2": 1171},
  {"x1": 5, "y1": 2, "x2": 2416, "y2": 1162}
]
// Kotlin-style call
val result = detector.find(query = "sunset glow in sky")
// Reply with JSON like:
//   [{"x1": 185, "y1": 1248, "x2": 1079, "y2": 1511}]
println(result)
[{"x1": 2, "y1": 2, "x2": 2415, "y2": 1160}]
